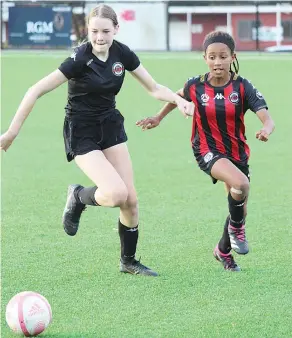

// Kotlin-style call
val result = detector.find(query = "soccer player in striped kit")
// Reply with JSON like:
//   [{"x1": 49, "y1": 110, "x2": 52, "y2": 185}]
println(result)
[{"x1": 136, "y1": 31, "x2": 275, "y2": 271}]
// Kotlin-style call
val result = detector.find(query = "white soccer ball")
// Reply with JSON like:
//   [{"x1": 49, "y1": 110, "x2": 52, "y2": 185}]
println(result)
[{"x1": 6, "y1": 291, "x2": 52, "y2": 336}]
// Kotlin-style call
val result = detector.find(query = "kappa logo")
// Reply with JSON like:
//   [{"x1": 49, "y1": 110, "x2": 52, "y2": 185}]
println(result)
[
  {"x1": 112, "y1": 62, "x2": 124, "y2": 76},
  {"x1": 256, "y1": 91, "x2": 263, "y2": 99},
  {"x1": 86, "y1": 59, "x2": 93, "y2": 66},
  {"x1": 214, "y1": 93, "x2": 225, "y2": 100},
  {"x1": 70, "y1": 52, "x2": 76, "y2": 61},
  {"x1": 203, "y1": 152, "x2": 214, "y2": 163},
  {"x1": 229, "y1": 91, "x2": 239, "y2": 104},
  {"x1": 126, "y1": 227, "x2": 138, "y2": 232}
]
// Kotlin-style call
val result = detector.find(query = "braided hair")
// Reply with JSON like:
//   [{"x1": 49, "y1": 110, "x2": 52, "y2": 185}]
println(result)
[{"x1": 203, "y1": 31, "x2": 239, "y2": 74}]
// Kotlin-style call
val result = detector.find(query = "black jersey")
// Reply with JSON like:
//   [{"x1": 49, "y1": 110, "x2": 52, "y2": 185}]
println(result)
[
  {"x1": 184, "y1": 73, "x2": 268, "y2": 164},
  {"x1": 58, "y1": 40, "x2": 140, "y2": 120}
]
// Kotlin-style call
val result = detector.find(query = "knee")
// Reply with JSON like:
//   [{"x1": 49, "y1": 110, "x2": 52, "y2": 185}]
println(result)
[
  {"x1": 231, "y1": 176, "x2": 250, "y2": 197},
  {"x1": 106, "y1": 186, "x2": 128, "y2": 207},
  {"x1": 119, "y1": 195, "x2": 139, "y2": 227},
  {"x1": 124, "y1": 195, "x2": 139, "y2": 211},
  {"x1": 120, "y1": 191, "x2": 139, "y2": 212}
]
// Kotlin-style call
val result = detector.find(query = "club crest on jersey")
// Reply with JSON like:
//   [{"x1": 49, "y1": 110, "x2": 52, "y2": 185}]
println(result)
[
  {"x1": 112, "y1": 62, "x2": 124, "y2": 76},
  {"x1": 201, "y1": 94, "x2": 209, "y2": 103},
  {"x1": 204, "y1": 152, "x2": 214, "y2": 163},
  {"x1": 229, "y1": 91, "x2": 239, "y2": 104}
]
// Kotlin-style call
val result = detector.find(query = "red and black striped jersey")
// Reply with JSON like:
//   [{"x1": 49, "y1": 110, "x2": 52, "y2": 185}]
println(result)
[{"x1": 183, "y1": 72, "x2": 268, "y2": 164}]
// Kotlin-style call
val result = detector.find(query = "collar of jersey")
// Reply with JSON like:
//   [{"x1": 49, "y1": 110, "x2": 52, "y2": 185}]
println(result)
[
  {"x1": 88, "y1": 43, "x2": 112, "y2": 65},
  {"x1": 204, "y1": 71, "x2": 235, "y2": 89}
]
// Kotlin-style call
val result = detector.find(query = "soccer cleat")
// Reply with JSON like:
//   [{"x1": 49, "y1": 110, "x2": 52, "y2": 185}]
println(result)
[
  {"x1": 214, "y1": 246, "x2": 241, "y2": 272},
  {"x1": 228, "y1": 224, "x2": 249, "y2": 255},
  {"x1": 120, "y1": 258, "x2": 158, "y2": 277},
  {"x1": 62, "y1": 184, "x2": 86, "y2": 236}
]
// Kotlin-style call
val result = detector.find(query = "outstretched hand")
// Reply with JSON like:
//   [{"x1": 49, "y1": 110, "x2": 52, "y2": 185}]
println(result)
[
  {"x1": 136, "y1": 116, "x2": 160, "y2": 131},
  {"x1": 175, "y1": 96, "x2": 195, "y2": 118}
]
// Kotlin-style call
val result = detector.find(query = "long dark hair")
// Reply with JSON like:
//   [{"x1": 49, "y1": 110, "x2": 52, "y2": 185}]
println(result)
[{"x1": 203, "y1": 31, "x2": 239, "y2": 74}]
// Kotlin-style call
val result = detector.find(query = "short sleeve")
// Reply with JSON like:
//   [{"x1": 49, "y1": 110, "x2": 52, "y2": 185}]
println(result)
[
  {"x1": 121, "y1": 45, "x2": 140, "y2": 71},
  {"x1": 58, "y1": 51, "x2": 85, "y2": 79},
  {"x1": 183, "y1": 77, "x2": 197, "y2": 102},
  {"x1": 243, "y1": 78, "x2": 268, "y2": 113},
  {"x1": 183, "y1": 82, "x2": 191, "y2": 102}
]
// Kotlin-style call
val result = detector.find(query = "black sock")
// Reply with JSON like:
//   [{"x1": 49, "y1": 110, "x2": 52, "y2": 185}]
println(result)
[
  {"x1": 75, "y1": 186, "x2": 99, "y2": 206},
  {"x1": 118, "y1": 220, "x2": 138, "y2": 262},
  {"x1": 218, "y1": 216, "x2": 231, "y2": 254},
  {"x1": 228, "y1": 192, "x2": 245, "y2": 228}
]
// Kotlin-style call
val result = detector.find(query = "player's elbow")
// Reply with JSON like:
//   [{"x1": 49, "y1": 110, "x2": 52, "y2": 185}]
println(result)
[
  {"x1": 148, "y1": 83, "x2": 172, "y2": 102},
  {"x1": 148, "y1": 83, "x2": 160, "y2": 97},
  {"x1": 27, "y1": 84, "x2": 45, "y2": 100}
]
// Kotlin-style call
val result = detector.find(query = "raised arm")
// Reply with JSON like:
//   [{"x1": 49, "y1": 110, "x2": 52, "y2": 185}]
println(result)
[
  {"x1": 136, "y1": 88, "x2": 186, "y2": 130},
  {"x1": 130, "y1": 65, "x2": 193, "y2": 118},
  {"x1": 0, "y1": 70, "x2": 68, "y2": 151}
]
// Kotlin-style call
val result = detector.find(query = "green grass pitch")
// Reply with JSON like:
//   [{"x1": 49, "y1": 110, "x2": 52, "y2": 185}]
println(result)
[{"x1": 1, "y1": 51, "x2": 292, "y2": 337}]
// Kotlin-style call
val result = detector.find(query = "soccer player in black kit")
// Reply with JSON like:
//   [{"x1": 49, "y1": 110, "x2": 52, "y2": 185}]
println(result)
[
  {"x1": 0, "y1": 5, "x2": 194, "y2": 276},
  {"x1": 137, "y1": 31, "x2": 275, "y2": 271}
]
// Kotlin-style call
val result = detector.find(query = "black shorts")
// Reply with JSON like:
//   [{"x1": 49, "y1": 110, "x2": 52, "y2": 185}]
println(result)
[
  {"x1": 63, "y1": 110, "x2": 127, "y2": 162},
  {"x1": 194, "y1": 151, "x2": 250, "y2": 184}
]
